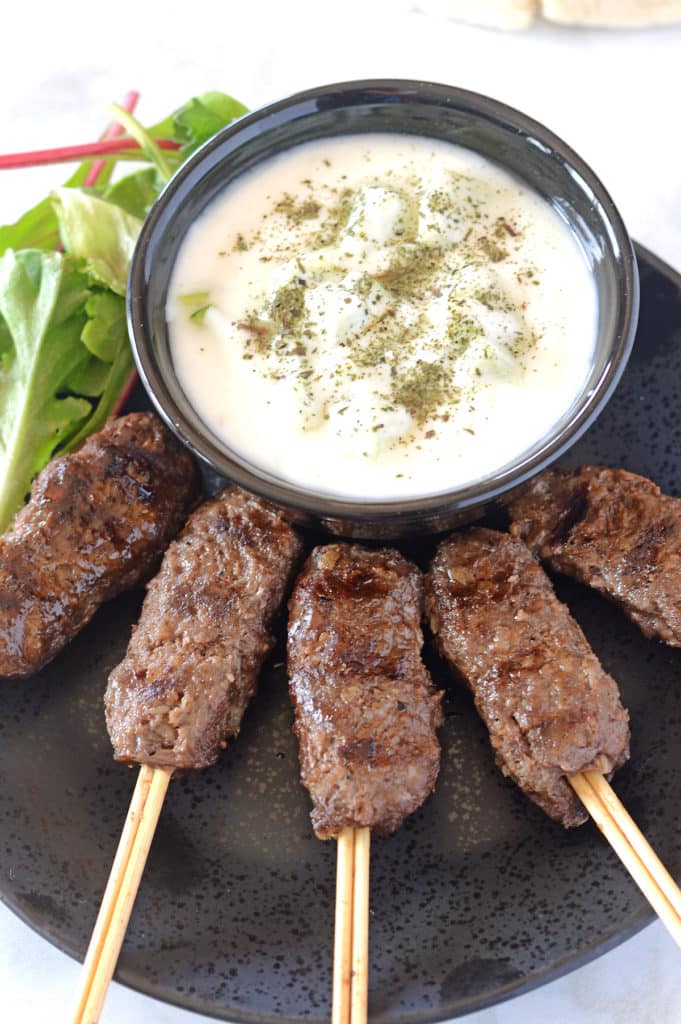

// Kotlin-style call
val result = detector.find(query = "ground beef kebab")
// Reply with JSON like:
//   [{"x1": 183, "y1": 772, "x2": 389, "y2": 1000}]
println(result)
[
  {"x1": 0, "y1": 412, "x2": 199, "y2": 678},
  {"x1": 106, "y1": 487, "x2": 303, "y2": 770},
  {"x1": 508, "y1": 465, "x2": 681, "y2": 646},
  {"x1": 426, "y1": 528, "x2": 630, "y2": 828},
  {"x1": 287, "y1": 544, "x2": 443, "y2": 839}
]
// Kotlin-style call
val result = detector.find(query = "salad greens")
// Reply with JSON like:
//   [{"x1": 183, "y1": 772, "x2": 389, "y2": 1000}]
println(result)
[
  {"x1": 0, "y1": 91, "x2": 247, "y2": 532},
  {"x1": 51, "y1": 189, "x2": 143, "y2": 296}
]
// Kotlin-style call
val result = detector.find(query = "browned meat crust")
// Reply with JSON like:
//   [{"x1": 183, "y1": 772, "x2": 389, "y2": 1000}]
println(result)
[
  {"x1": 105, "y1": 487, "x2": 303, "y2": 771},
  {"x1": 425, "y1": 529, "x2": 629, "y2": 828},
  {"x1": 287, "y1": 544, "x2": 443, "y2": 839},
  {"x1": 508, "y1": 466, "x2": 681, "y2": 647},
  {"x1": 0, "y1": 413, "x2": 200, "y2": 678}
]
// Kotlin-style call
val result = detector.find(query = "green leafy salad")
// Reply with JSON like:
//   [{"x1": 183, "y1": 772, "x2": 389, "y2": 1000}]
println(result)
[{"x1": 0, "y1": 91, "x2": 247, "y2": 531}]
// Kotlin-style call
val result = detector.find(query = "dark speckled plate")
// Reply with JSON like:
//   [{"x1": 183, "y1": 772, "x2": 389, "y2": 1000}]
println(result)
[{"x1": 1, "y1": 244, "x2": 681, "y2": 1022}]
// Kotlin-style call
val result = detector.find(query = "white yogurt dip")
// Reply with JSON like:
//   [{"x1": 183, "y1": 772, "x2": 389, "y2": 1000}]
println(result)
[{"x1": 167, "y1": 134, "x2": 597, "y2": 499}]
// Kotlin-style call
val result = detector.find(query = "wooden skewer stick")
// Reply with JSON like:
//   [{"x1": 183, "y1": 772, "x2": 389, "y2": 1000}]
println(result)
[
  {"x1": 333, "y1": 827, "x2": 356, "y2": 1024},
  {"x1": 582, "y1": 771, "x2": 681, "y2": 916},
  {"x1": 72, "y1": 765, "x2": 172, "y2": 1024},
  {"x1": 570, "y1": 771, "x2": 681, "y2": 949},
  {"x1": 332, "y1": 827, "x2": 371, "y2": 1024},
  {"x1": 350, "y1": 828, "x2": 371, "y2": 1024}
]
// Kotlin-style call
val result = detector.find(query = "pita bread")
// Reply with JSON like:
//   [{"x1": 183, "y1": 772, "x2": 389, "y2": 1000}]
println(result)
[
  {"x1": 542, "y1": 0, "x2": 681, "y2": 25},
  {"x1": 414, "y1": 0, "x2": 537, "y2": 30}
]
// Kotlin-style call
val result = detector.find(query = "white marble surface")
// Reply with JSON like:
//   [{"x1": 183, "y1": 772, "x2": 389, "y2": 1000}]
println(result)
[{"x1": 1, "y1": 2, "x2": 680, "y2": 1021}]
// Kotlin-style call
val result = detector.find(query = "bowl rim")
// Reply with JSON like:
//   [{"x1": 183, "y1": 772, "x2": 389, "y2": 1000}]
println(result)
[{"x1": 128, "y1": 77, "x2": 639, "y2": 525}]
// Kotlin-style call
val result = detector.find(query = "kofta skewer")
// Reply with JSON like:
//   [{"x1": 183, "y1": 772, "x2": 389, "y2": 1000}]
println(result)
[
  {"x1": 0, "y1": 412, "x2": 200, "y2": 679},
  {"x1": 508, "y1": 465, "x2": 681, "y2": 646},
  {"x1": 425, "y1": 527, "x2": 681, "y2": 947},
  {"x1": 287, "y1": 544, "x2": 443, "y2": 1023},
  {"x1": 426, "y1": 527, "x2": 630, "y2": 828},
  {"x1": 73, "y1": 487, "x2": 303, "y2": 1024}
]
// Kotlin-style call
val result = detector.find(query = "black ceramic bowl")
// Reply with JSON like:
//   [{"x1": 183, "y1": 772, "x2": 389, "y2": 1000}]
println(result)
[{"x1": 128, "y1": 79, "x2": 639, "y2": 538}]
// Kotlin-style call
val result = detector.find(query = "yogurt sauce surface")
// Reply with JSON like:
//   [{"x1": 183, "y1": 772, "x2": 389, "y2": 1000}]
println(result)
[{"x1": 167, "y1": 134, "x2": 597, "y2": 499}]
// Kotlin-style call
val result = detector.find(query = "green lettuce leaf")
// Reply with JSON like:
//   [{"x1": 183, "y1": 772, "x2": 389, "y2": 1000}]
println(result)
[
  {"x1": 108, "y1": 104, "x2": 174, "y2": 183},
  {"x1": 0, "y1": 198, "x2": 60, "y2": 258},
  {"x1": 173, "y1": 92, "x2": 248, "y2": 154},
  {"x1": 0, "y1": 90, "x2": 247, "y2": 258},
  {"x1": 0, "y1": 161, "x2": 98, "y2": 258},
  {"x1": 0, "y1": 249, "x2": 92, "y2": 529},
  {"x1": 63, "y1": 337, "x2": 133, "y2": 452},
  {"x1": 64, "y1": 353, "x2": 112, "y2": 397},
  {"x1": 0, "y1": 249, "x2": 134, "y2": 528},
  {"x1": 0, "y1": 89, "x2": 247, "y2": 528},
  {"x1": 102, "y1": 167, "x2": 162, "y2": 219},
  {"x1": 149, "y1": 91, "x2": 248, "y2": 156},
  {"x1": 80, "y1": 291, "x2": 126, "y2": 361},
  {"x1": 51, "y1": 188, "x2": 143, "y2": 295}
]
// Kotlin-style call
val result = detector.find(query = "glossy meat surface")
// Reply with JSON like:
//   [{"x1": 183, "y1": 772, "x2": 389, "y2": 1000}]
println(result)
[
  {"x1": 106, "y1": 487, "x2": 303, "y2": 770},
  {"x1": 508, "y1": 466, "x2": 681, "y2": 646},
  {"x1": 425, "y1": 529, "x2": 629, "y2": 827},
  {"x1": 0, "y1": 413, "x2": 199, "y2": 678},
  {"x1": 288, "y1": 544, "x2": 443, "y2": 839}
]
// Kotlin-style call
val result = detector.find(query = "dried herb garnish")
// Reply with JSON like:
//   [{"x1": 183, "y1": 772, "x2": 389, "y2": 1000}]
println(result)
[{"x1": 393, "y1": 361, "x2": 455, "y2": 424}]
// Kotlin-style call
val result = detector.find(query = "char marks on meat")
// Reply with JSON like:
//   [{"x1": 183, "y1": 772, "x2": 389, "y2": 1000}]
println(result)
[
  {"x1": 425, "y1": 528, "x2": 629, "y2": 827},
  {"x1": 287, "y1": 544, "x2": 443, "y2": 839},
  {"x1": 0, "y1": 413, "x2": 200, "y2": 678},
  {"x1": 508, "y1": 466, "x2": 681, "y2": 646},
  {"x1": 105, "y1": 487, "x2": 303, "y2": 771}
]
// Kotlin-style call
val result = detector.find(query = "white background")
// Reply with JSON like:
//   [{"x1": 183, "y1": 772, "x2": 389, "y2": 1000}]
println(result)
[{"x1": 1, "y1": 2, "x2": 680, "y2": 1021}]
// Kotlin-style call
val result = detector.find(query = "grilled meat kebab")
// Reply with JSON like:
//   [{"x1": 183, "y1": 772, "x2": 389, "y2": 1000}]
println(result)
[
  {"x1": 0, "y1": 413, "x2": 199, "y2": 678},
  {"x1": 106, "y1": 487, "x2": 303, "y2": 770},
  {"x1": 508, "y1": 466, "x2": 681, "y2": 647},
  {"x1": 425, "y1": 528, "x2": 630, "y2": 827},
  {"x1": 288, "y1": 544, "x2": 443, "y2": 839}
]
